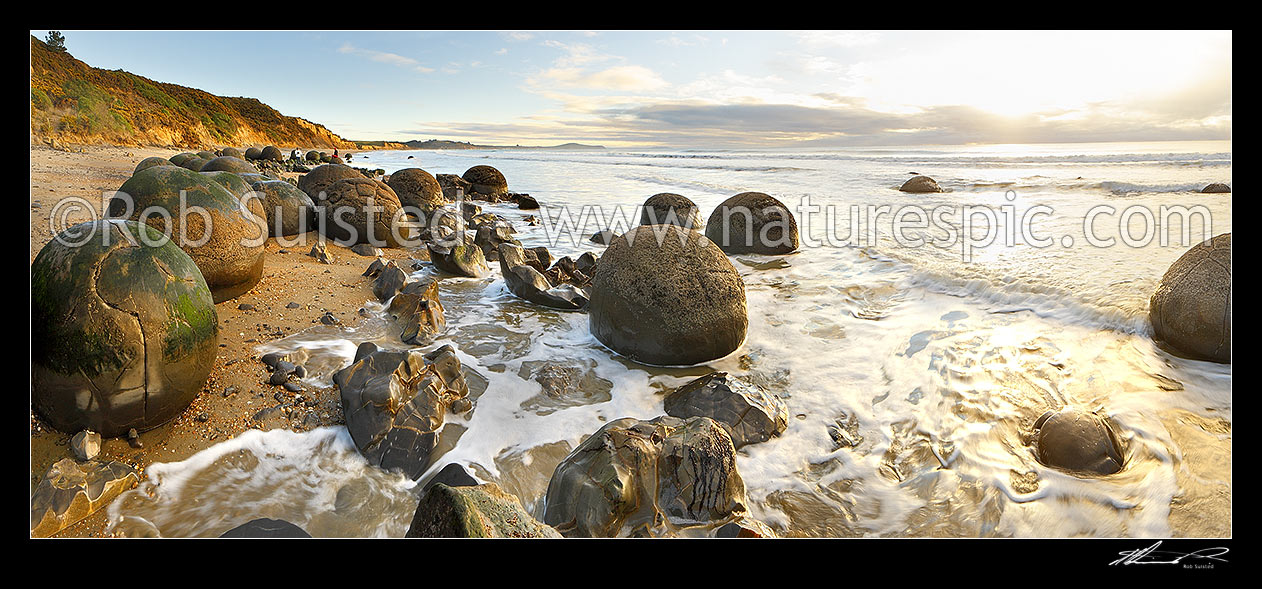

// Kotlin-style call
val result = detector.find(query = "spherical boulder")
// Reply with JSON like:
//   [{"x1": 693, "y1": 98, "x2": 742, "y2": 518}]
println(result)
[
  {"x1": 899, "y1": 175, "x2": 943, "y2": 193},
  {"x1": 387, "y1": 168, "x2": 445, "y2": 211},
  {"x1": 589, "y1": 225, "x2": 747, "y2": 366},
  {"x1": 1149, "y1": 233, "x2": 1231, "y2": 362},
  {"x1": 316, "y1": 177, "x2": 404, "y2": 247},
  {"x1": 168, "y1": 153, "x2": 197, "y2": 167},
  {"x1": 1201, "y1": 183, "x2": 1231, "y2": 193},
  {"x1": 298, "y1": 163, "x2": 363, "y2": 202},
  {"x1": 196, "y1": 150, "x2": 216, "y2": 160},
  {"x1": 461, "y1": 165, "x2": 508, "y2": 197},
  {"x1": 179, "y1": 157, "x2": 210, "y2": 172},
  {"x1": 305, "y1": 150, "x2": 320, "y2": 162},
  {"x1": 200, "y1": 156, "x2": 257, "y2": 174},
  {"x1": 134, "y1": 157, "x2": 173, "y2": 174},
  {"x1": 244, "y1": 147, "x2": 263, "y2": 160},
  {"x1": 252, "y1": 180, "x2": 316, "y2": 237},
  {"x1": 31, "y1": 219, "x2": 219, "y2": 437},
  {"x1": 640, "y1": 193, "x2": 702, "y2": 229},
  {"x1": 704, "y1": 192, "x2": 799, "y2": 255},
  {"x1": 200, "y1": 170, "x2": 253, "y2": 201},
  {"x1": 220, "y1": 147, "x2": 244, "y2": 159},
  {"x1": 109, "y1": 165, "x2": 266, "y2": 302},
  {"x1": 1032, "y1": 409, "x2": 1125, "y2": 475},
  {"x1": 261, "y1": 145, "x2": 283, "y2": 162}
]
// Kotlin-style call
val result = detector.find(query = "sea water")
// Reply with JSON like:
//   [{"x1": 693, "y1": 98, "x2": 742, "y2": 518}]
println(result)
[{"x1": 107, "y1": 141, "x2": 1232, "y2": 537}]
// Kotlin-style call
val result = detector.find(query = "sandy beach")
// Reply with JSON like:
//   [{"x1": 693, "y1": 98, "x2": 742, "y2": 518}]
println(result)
[{"x1": 29, "y1": 144, "x2": 421, "y2": 537}]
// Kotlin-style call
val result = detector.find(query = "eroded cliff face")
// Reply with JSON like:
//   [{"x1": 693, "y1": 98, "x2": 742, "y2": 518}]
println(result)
[{"x1": 30, "y1": 36, "x2": 357, "y2": 150}]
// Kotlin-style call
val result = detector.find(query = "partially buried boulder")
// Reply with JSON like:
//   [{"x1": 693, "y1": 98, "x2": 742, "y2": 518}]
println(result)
[
  {"x1": 1201, "y1": 183, "x2": 1231, "y2": 193},
  {"x1": 462, "y1": 165, "x2": 508, "y2": 197},
  {"x1": 316, "y1": 177, "x2": 404, "y2": 247},
  {"x1": 200, "y1": 156, "x2": 257, "y2": 174},
  {"x1": 407, "y1": 483, "x2": 562, "y2": 538},
  {"x1": 220, "y1": 147, "x2": 244, "y2": 159},
  {"x1": 298, "y1": 163, "x2": 364, "y2": 202},
  {"x1": 31, "y1": 458, "x2": 139, "y2": 537},
  {"x1": 387, "y1": 168, "x2": 445, "y2": 211},
  {"x1": 542, "y1": 415, "x2": 748, "y2": 537},
  {"x1": 589, "y1": 225, "x2": 747, "y2": 366},
  {"x1": 1149, "y1": 233, "x2": 1231, "y2": 363},
  {"x1": 899, "y1": 175, "x2": 943, "y2": 193},
  {"x1": 334, "y1": 343, "x2": 469, "y2": 480},
  {"x1": 499, "y1": 243, "x2": 590, "y2": 310},
  {"x1": 1032, "y1": 409, "x2": 1125, "y2": 475},
  {"x1": 640, "y1": 193, "x2": 702, "y2": 229},
  {"x1": 31, "y1": 220, "x2": 219, "y2": 436},
  {"x1": 134, "y1": 157, "x2": 172, "y2": 174},
  {"x1": 252, "y1": 180, "x2": 316, "y2": 237},
  {"x1": 663, "y1": 371, "x2": 788, "y2": 448},
  {"x1": 179, "y1": 157, "x2": 210, "y2": 172},
  {"x1": 704, "y1": 192, "x2": 799, "y2": 255},
  {"x1": 109, "y1": 165, "x2": 266, "y2": 302},
  {"x1": 220, "y1": 518, "x2": 311, "y2": 538}
]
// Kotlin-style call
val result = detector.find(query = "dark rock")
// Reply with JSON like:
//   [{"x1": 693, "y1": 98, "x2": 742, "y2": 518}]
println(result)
[
  {"x1": 251, "y1": 180, "x2": 316, "y2": 237},
  {"x1": 243, "y1": 147, "x2": 263, "y2": 160},
  {"x1": 663, "y1": 372, "x2": 788, "y2": 448},
  {"x1": 1201, "y1": 183, "x2": 1230, "y2": 193},
  {"x1": 1032, "y1": 409, "x2": 1126, "y2": 475},
  {"x1": 260, "y1": 145, "x2": 284, "y2": 162},
  {"x1": 220, "y1": 147, "x2": 244, "y2": 159},
  {"x1": 286, "y1": 302, "x2": 301, "y2": 309},
  {"x1": 220, "y1": 518, "x2": 311, "y2": 538},
  {"x1": 473, "y1": 224, "x2": 520, "y2": 261},
  {"x1": 362, "y1": 257, "x2": 387, "y2": 277},
  {"x1": 899, "y1": 175, "x2": 943, "y2": 193},
  {"x1": 461, "y1": 165, "x2": 508, "y2": 197},
  {"x1": 127, "y1": 428, "x2": 142, "y2": 448},
  {"x1": 407, "y1": 483, "x2": 561, "y2": 538},
  {"x1": 714, "y1": 518, "x2": 778, "y2": 538},
  {"x1": 589, "y1": 229, "x2": 618, "y2": 245},
  {"x1": 639, "y1": 193, "x2": 702, "y2": 229},
  {"x1": 334, "y1": 344, "x2": 469, "y2": 479},
  {"x1": 31, "y1": 220, "x2": 219, "y2": 436},
  {"x1": 517, "y1": 194, "x2": 539, "y2": 209},
  {"x1": 588, "y1": 225, "x2": 747, "y2": 366},
  {"x1": 350, "y1": 243, "x2": 382, "y2": 257},
  {"x1": 371, "y1": 261, "x2": 408, "y2": 302},
  {"x1": 704, "y1": 192, "x2": 799, "y2": 255},
  {"x1": 435, "y1": 174, "x2": 472, "y2": 200},
  {"x1": 542, "y1": 415, "x2": 748, "y2": 537},
  {"x1": 200, "y1": 156, "x2": 258, "y2": 174},
  {"x1": 237, "y1": 303, "x2": 254, "y2": 311},
  {"x1": 30, "y1": 458, "x2": 139, "y2": 538},
  {"x1": 308, "y1": 242, "x2": 334, "y2": 264},
  {"x1": 387, "y1": 278, "x2": 446, "y2": 345},
  {"x1": 320, "y1": 312, "x2": 340, "y2": 325},
  {"x1": 499, "y1": 243, "x2": 590, "y2": 310},
  {"x1": 421, "y1": 462, "x2": 479, "y2": 493},
  {"x1": 1149, "y1": 233, "x2": 1231, "y2": 362}
]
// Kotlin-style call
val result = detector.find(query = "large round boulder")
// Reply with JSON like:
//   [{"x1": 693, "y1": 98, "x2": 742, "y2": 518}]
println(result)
[
  {"x1": 316, "y1": 177, "x2": 404, "y2": 247},
  {"x1": 252, "y1": 180, "x2": 316, "y2": 237},
  {"x1": 899, "y1": 175, "x2": 943, "y2": 193},
  {"x1": 589, "y1": 225, "x2": 748, "y2": 366},
  {"x1": 1149, "y1": 233, "x2": 1231, "y2": 362},
  {"x1": 461, "y1": 165, "x2": 508, "y2": 197},
  {"x1": 196, "y1": 150, "x2": 216, "y2": 160},
  {"x1": 1201, "y1": 183, "x2": 1231, "y2": 193},
  {"x1": 200, "y1": 170, "x2": 253, "y2": 201},
  {"x1": 387, "y1": 168, "x2": 445, "y2": 211},
  {"x1": 179, "y1": 157, "x2": 210, "y2": 172},
  {"x1": 31, "y1": 219, "x2": 219, "y2": 437},
  {"x1": 298, "y1": 163, "x2": 363, "y2": 202},
  {"x1": 542, "y1": 415, "x2": 748, "y2": 537},
  {"x1": 704, "y1": 192, "x2": 799, "y2": 255},
  {"x1": 109, "y1": 165, "x2": 266, "y2": 302},
  {"x1": 261, "y1": 145, "x2": 283, "y2": 162},
  {"x1": 305, "y1": 150, "x2": 320, "y2": 162},
  {"x1": 168, "y1": 152, "x2": 197, "y2": 167},
  {"x1": 134, "y1": 157, "x2": 173, "y2": 174},
  {"x1": 220, "y1": 146, "x2": 244, "y2": 159},
  {"x1": 243, "y1": 146, "x2": 263, "y2": 160},
  {"x1": 200, "y1": 156, "x2": 257, "y2": 174},
  {"x1": 1032, "y1": 409, "x2": 1125, "y2": 475},
  {"x1": 639, "y1": 193, "x2": 702, "y2": 229}
]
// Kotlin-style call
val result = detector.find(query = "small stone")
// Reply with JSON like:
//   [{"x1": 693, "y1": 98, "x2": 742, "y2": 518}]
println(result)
[
  {"x1": 320, "y1": 312, "x2": 340, "y2": 325},
  {"x1": 450, "y1": 398, "x2": 473, "y2": 414},
  {"x1": 195, "y1": 412, "x2": 210, "y2": 423},
  {"x1": 127, "y1": 428, "x2": 143, "y2": 449},
  {"x1": 283, "y1": 382, "x2": 304, "y2": 393},
  {"x1": 70, "y1": 430, "x2": 101, "y2": 461},
  {"x1": 222, "y1": 385, "x2": 240, "y2": 398},
  {"x1": 237, "y1": 303, "x2": 255, "y2": 311},
  {"x1": 286, "y1": 302, "x2": 301, "y2": 309}
]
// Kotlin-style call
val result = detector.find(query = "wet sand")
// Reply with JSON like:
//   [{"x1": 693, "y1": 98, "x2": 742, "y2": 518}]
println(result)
[{"x1": 29, "y1": 144, "x2": 418, "y2": 537}]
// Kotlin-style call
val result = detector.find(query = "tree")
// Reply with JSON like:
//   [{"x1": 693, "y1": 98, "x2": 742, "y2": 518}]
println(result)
[{"x1": 45, "y1": 31, "x2": 66, "y2": 52}]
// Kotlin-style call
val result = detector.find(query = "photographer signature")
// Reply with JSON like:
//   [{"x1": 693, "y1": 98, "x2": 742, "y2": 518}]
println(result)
[{"x1": 1110, "y1": 541, "x2": 1229, "y2": 566}]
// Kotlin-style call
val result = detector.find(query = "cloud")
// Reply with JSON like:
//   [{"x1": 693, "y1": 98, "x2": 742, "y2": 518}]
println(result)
[
  {"x1": 338, "y1": 43, "x2": 433, "y2": 73},
  {"x1": 504, "y1": 32, "x2": 534, "y2": 42},
  {"x1": 539, "y1": 65, "x2": 668, "y2": 92},
  {"x1": 791, "y1": 31, "x2": 881, "y2": 48}
]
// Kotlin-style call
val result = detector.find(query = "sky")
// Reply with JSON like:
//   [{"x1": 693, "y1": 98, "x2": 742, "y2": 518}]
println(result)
[{"x1": 32, "y1": 30, "x2": 1232, "y2": 148}]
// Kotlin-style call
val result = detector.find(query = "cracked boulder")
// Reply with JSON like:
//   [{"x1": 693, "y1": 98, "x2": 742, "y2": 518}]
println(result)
[
  {"x1": 1149, "y1": 233, "x2": 1231, "y2": 363},
  {"x1": 663, "y1": 372, "x2": 788, "y2": 448},
  {"x1": 542, "y1": 415, "x2": 748, "y2": 537},
  {"x1": 31, "y1": 458, "x2": 139, "y2": 537},
  {"x1": 387, "y1": 278, "x2": 446, "y2": 345},
  {"x1": 316, "y1": 177, "x2": 405, "y2": 248},
  {"x1": 109, "y1": 165, "x2": 266, "y2": 302},
  {"x1": 498, "y1": 243, "x2": 590, "y2": 310},
  {"x1": 31, "y1": 220, "x2": 219, "y2": 437},
  {"x1": 335, "y1": 343, "x2": 469, "y2": 479},
  {"x1": 407, "y1": 483, "x2": 562, "y2": 538},
  {"x1": 298, "y1": 163, "x2": 363, "y2": 203}
]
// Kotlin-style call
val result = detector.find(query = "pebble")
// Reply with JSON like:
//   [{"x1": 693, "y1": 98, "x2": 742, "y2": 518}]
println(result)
[
  {"x1": 238, "y1": 303, "x2": 255, "y2": 311},
  {"x1": 70, "y1": 430, "x2": 101, "y2": 461},
  {"x1": 320, "y1": 312, "x2": 340, "y2": 325},
  {"x1": 127, "y1": 428, "x2": 143, "y2": 449},
  {"x1": 286, "y1": 302, "x2": 301, "y2": 309}
]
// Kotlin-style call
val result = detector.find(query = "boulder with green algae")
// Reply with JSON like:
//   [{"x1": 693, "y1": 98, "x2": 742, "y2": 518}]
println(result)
[
  {"x1": 428, "y1": 235, "x2": 490, "y2": 278},
  {"x1": 109, "y1": 165, "x2": 266, "y2": 303},
  {"x1": 251, "y1": 179, "x2": 316, "y2": 237},
  {"x1": 334, "y1": 343, "x2": 469, "y2": 480},
  {"x1": 298, "y1": 163, "x2": 363, "y2": 202},
  {"x1": 200, "y1": 155, "x2": 257, "y2": 174},
  {"x1": 179, "y1": 157, "x2": 210, "y2": 172},
  {"x1": 305, "y1": 150, "x2": 320, "y2": 162},
  {"x1": 1150, "y1": 233, "x2": 1232, "y2": 363},
  {"x1": 168, "y1": 152, "x2": 197, "y2": 167},
  {"x1": 589, "y1": 225, "x2": 747, "y2": 366},
  {"x1": 196, "y1": 150, "x2": 216, "y2": 160},
  {"x1": 704, "y1": 191, "x2": 800, "y2": 255},
  {"x1": 462, "y1": 165, "x2": 508, "y2": 197},
  {"x1": 542, "y1": 415, "x2": 749, "y2": 537},
  {"x1": 387, "y1": 168, "x2": 446, "y2": 211},
  {"x1": 31, "y1": 220, "x2": 219, "y2": 437},
  {"x1": 134, "y1": 156, "x2": 172, "y2": 174},
  {"x1": 31, "y1": 458, "x2": 139, "y2": 538},
  {"x1": 639, "y1": 192, "x2": 703, "y2": 229},
  {"x1": 220, "y1": 146, "x2": 244, "y2": 159},
  {"x1": 664, "y1": 371, "x2": 788, "y2": 449},
  {"x1": 200, "y1": 170, "x2": 253, "y2": 201},
  {"x1": 316, "y1": 177, "x2": 404, "y2": 247},
  {"x1": 407, "y1": 483, "x2": 562, "y2": 538}
]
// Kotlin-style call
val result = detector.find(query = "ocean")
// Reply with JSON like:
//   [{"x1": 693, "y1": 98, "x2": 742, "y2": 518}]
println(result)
[{"x1": 107, "y1": 141, "x2": 1232, "y2": 537}]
